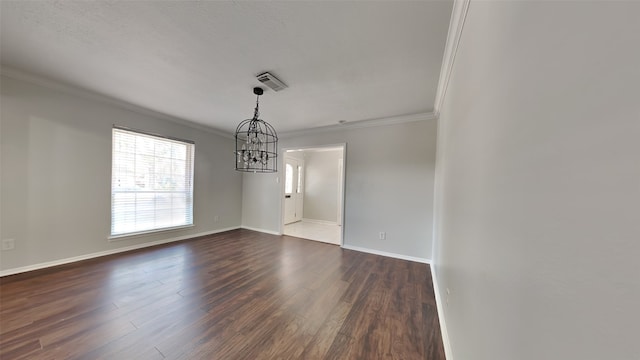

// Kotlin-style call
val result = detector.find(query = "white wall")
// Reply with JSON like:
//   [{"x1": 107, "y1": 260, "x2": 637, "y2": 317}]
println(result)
[
  {"x1": 243, "y1": 119, "x2": 438, "y2": 261},
  {"x1": 433, "y1": 2, "x2": 640, "y2": 359},
  {"x1": 1, "y1": 74, "x2": 243, "y2": 272},
  {"x1": 303, "y1": 149, "x2": 342, "y2": 223}
]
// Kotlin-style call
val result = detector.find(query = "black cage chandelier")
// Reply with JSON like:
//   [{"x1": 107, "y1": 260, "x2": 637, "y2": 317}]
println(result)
[{"x1": 235, "y1": 87, "x2": 278, "y2": 173}]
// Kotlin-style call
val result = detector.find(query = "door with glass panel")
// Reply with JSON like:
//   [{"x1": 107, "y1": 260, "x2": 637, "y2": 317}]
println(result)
[{"x1": 284, "y1": 157, "x2": 304, "y2": 224}]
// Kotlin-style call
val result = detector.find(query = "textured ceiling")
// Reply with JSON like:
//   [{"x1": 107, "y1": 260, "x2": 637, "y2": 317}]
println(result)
[{"x1": 0, "y1": 1, "x2": 452, "y2": 134}]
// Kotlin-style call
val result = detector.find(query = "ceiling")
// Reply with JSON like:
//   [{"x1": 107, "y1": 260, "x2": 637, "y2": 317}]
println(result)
[{"x1": 0, "y1": 1, "x2": 452, "y2": 134}]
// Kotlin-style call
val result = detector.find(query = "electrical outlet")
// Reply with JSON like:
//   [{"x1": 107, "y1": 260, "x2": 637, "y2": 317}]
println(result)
[
  {"x1": 379, "y1": 232, "x2": 386, "y2": 240},
  {"x1": 1, "y1": 239, "x2": 15, "y2": 251}
]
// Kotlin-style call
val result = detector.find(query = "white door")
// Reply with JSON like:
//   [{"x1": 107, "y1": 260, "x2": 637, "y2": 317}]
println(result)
[{"x1": 284, "y1": 157, "x2": 304, "y2": 224}]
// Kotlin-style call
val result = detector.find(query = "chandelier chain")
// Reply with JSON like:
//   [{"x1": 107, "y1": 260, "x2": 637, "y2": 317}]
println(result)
[{"x1": 253, "y1": 95, "x2": 260, "y2": 120}]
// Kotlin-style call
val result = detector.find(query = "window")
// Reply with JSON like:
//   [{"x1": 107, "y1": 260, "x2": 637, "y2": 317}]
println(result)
[
  {"x1": 111, "y1": 127, "x2": 195, "y2": 237},
  {"x1": 296, "y1": 165, "x2": 303, "y2": 194},
  {"x1": 285, "y1": 163, "x2": 293, "y2": 194}
]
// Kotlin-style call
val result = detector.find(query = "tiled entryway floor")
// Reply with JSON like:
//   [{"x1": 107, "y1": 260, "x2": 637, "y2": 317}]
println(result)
[{"x1": 284, "y1": 220, "x2": 341, "y2": 245}]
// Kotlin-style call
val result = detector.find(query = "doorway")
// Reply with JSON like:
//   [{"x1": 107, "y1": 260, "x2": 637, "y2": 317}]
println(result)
[{"x1": 281, "y1": 145, "x2": 345, "y2": 246}]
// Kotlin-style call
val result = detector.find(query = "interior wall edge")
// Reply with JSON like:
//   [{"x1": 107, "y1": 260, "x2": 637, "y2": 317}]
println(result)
[{"x1": 430, "y1": 1, "x2": 471, "y2": 358}]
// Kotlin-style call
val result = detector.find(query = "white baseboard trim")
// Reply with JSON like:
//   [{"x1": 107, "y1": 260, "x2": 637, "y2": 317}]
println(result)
[
  {"x1": 240, "y1": 226, "x2": 281, "y2": 236},
  {"x1": 301, "y1": 218, "x2": 338, "y2": 226},
  {"x1": 0, "y1": 227, "x2": 240, "y2": 277},
  {"x1": 341, "y1": 244, "x2": 431, "y2": 264},
  {"x1": 431, "y1": 267, "x2": 454, "y2": 360}
]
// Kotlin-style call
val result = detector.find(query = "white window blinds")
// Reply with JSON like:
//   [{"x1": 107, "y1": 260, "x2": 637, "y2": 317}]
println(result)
[{"x1": 111, "y1": 127, "x2": 195, "y2": 237}]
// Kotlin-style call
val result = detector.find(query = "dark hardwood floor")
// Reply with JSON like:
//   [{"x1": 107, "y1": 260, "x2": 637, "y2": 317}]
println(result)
[{"x1": 0, "y1": 229, "x2": 445, "y2": 359}]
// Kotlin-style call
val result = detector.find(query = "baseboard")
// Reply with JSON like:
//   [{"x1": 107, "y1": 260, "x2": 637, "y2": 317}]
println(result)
[
  {"x1": 240, "y1": 226, "x2": 281, "y2": 236},
  {"x1": 340, "y1": 244, "x2": 431, "y2": 264},
  {"x1": 301, "y1": 218, "x2": 338, "y2": 226},
  {"x1": 0, "y1": 227, "x2": 240, "y2": 277},
  {"x1": 431, "y1": 267, "x2": 454, "y2": 360}
]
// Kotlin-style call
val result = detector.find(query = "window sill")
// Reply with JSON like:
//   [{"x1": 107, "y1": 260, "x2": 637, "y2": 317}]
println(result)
[{"x1": 108, "y1": 224, "x2": 194, "y2": 242}]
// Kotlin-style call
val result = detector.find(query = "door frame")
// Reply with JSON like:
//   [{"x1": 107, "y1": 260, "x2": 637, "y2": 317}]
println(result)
[{"x1": 279, "y1": 143, "x2": 346, "y2": 246}]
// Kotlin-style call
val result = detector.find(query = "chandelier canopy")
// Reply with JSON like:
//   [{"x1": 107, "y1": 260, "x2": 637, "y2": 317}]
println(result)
[{"x1": 235, "y1": 87, "x2": 278, "y2": 173}]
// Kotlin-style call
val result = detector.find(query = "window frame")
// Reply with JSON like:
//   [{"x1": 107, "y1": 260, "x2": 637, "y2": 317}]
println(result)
[{"x1": 109, "y1": 126, "x2": 195, "y2": 239}]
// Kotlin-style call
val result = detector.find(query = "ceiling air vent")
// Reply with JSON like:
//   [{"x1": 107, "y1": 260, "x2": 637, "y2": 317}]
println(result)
[{"x1": 257, "y1": 72, "x2": 288, "y2": 92}]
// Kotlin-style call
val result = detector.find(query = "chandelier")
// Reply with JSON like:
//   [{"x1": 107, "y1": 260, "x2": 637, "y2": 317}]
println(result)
[{"x1": 235, "y1": 87, "x2": 278, "y2": 173}]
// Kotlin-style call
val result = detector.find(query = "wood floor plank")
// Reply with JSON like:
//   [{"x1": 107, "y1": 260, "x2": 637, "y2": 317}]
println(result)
[
  {"x1": 0, "y1": 229, "x2": 445, "y2": 359},
  {"x1": 300, "y1": 300, "x2": 353, "y2": 359}
]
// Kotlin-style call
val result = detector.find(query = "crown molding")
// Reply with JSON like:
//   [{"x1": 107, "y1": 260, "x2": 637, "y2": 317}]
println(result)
[
  {"x1": 279, "y1": 111, "x2": 438, "y2": 139},
  {"x1": 0, "y1": 66, "x2": 234, "y2": 139},
  {"x1": 433, "y1": 0, "x2": 471, "y2": 116}
]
